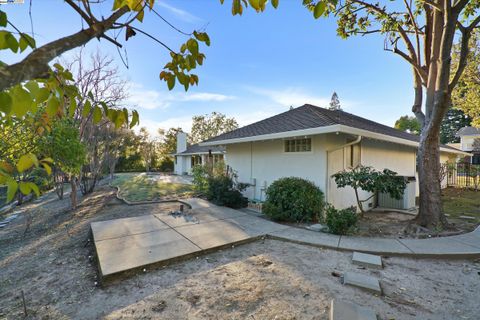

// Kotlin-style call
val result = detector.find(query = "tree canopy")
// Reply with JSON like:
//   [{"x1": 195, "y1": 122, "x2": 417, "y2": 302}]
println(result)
[
  {"x1": 190, "y1": 112, "x2": 238, "y2": 143},
  {"x1": 394, "y1": 115, "x2": 421, "y2": 135}
]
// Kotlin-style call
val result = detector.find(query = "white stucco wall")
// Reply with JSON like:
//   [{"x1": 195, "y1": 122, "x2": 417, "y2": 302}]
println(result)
[
  {"x1": 460, "y1": 135, "x2": 480, "y2": 151},
  {"x1": 174, "y1": 155, "x2": 190, "y2": 175},
  {"x1": 225, "y1": 134, "x2": 458, "y2": 210}
]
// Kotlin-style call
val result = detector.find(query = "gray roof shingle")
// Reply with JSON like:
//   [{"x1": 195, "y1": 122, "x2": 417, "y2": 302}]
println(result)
[
  {"x1": 203, "y1": 104, "x2": 461, "y2": 151},
  {"x1": 456, "y1": 126, "x2": 480, "y2": 136},
  {"x1": 177, "y1": 143, "x2": 225, "y2": 155}
]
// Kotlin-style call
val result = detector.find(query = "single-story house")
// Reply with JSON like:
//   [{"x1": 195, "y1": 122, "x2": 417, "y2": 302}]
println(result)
[
  {"x1": 455, "y1": 126, "x2": 480, "y2": 164},
  {"x1": 173, "y1": 132, "x2": 226, "y2": 175},
  {"x1": 200, "y1": 104, "x2": 469, "y2": 210}
]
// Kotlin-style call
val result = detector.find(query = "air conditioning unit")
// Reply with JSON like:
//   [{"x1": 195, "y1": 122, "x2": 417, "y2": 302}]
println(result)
[{"x1": 378, "y1": 177, "x2": 416, "y2": 210}]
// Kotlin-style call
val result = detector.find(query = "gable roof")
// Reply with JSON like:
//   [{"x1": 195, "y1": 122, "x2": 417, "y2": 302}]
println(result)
[
  {"x1": 175, "y1": 143, "x2": 225, "y2": 156},
  {"x1": 456, "y1": 126, "x2": 480, "y2": 136},
  {"x1": 201, "y1": 104, "x2": 467, "y2": 155}
]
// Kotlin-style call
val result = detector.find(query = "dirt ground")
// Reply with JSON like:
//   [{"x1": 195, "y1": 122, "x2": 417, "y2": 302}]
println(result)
[{"x1": 1, "y1": 186, "x2": 480, "y2": 320}]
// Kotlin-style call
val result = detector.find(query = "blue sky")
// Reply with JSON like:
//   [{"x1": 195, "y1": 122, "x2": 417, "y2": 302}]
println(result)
[{"x1": 3, "y1": 0, "x2": 414, "y2": 136}]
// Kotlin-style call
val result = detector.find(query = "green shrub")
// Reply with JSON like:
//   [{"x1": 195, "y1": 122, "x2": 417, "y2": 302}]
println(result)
[
  {"x1": 191, "y1": 164, "x2": 209, "y2": 194},
  {"x1": 325, "y1": 205, "x2": 357, "y2": 235},
  {"x1": 263, "y1": 177, "x2": 325, "y2": 223},
  {"x1": 206, "y1": 175, "x2": 247, "y2": 209},
  {"x1": 192, "y1": 164, "x2": 247, "y2": 209}
]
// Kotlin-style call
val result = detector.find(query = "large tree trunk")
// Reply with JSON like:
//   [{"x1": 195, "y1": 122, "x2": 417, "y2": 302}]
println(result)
[
  {"x1": 70, "y1": 176, "x2": 77, "y2": 210},
  {"x1": 416, "y1": 99, "x2": 450, "y2": 229}
]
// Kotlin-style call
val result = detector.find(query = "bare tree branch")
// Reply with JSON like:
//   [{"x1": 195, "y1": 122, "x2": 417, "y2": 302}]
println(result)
[{"x1": 0, "y1": 5, "x2": 129, "y2": 91}]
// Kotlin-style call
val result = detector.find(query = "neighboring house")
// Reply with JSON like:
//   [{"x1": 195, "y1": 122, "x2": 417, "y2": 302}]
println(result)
[
  {"x1": 173, "y1": 132, "x2": 226, "y2": 175},
  {"x1": 201, "y1": 104, "x2": 468, "y2": 210},
  {"x1": 455, "y1": 126, "x2": 480, "y2": 164}
]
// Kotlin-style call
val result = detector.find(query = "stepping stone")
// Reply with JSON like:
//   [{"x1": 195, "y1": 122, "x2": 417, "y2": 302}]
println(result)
[
  {"x1": 352, "y1": 252, "x2": 383, "y2": 269},
  {"x1": 459, "y1": 215, "x2": 477, "y2": 220},
  {"x1": 342, "y1": 272, "x2": 382, "y2": 295},
  {"x1": 307, "y1": 223, "x2": 328, "y2": 232},
  {"x1": 329, "y1": 299, "x2": 377, "y2": 320}
]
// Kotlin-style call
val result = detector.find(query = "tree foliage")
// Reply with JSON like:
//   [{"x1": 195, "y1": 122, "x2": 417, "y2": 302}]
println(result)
[
  {"x1": 190, "y1": 112, "x2": 238, "y2": 143},
  {"x1": 440, "y1": 108, "x2": 472, "y2": 144},
  {"x1": 332, "y1": 165, "x2": 407, "y2": 213},
  {"x1": 451, "y1": 30, "x2": 480, "y2": 127},
  {"x1": 394, "y1": 115, "x2": 421, "y2": 135}
]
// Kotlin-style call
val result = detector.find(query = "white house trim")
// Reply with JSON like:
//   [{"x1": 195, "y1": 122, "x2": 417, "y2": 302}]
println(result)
[{"x1": 200, "y1": 124, "x2": 470, "y2": 156}]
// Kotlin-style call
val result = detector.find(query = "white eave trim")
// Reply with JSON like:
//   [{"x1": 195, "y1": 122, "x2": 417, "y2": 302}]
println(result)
[
  {"x1": 200, "y1": 124, "x2": 470, "y2": 156},
  {"x1": 172, "y1": 151, "x2": 225, "y2": 156}
]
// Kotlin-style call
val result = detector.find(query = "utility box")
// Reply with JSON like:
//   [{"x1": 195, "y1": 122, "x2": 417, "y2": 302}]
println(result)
[{"x1": 378, "y1": 176, "x2": 416, "y2": 210}]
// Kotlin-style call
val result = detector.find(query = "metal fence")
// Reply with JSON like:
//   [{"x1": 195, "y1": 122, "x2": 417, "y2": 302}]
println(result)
[{"x1": 443, "y1": 163, "x2": 480, "y2": 189}]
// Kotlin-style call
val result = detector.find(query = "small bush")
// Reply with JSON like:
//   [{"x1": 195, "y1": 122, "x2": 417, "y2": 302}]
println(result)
[
  {"x1": 206, "y1": 175, "x2": 247, "y2": 209},
  {"x1": 325, "y1": 205, "x2": 357, "y2": 235},
  {"x1": 263, "y1": 177, "x2": 324, "y2": 223},
  {"x1": 192, "y1": 164, "x2": 248, "y2": 209}
]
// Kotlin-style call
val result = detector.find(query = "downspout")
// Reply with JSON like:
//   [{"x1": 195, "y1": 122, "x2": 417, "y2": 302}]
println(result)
[{"x1": 325, "y1": 135, "x2": 362, "y2": 203}]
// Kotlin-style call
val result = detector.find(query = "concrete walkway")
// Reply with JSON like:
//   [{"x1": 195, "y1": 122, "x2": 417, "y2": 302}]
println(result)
[{"x1": 91, "y1": 198, "x2": 480, "y2": 278}]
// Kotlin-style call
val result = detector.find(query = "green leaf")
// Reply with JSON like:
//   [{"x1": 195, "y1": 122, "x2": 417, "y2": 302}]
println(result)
[
  {"x1": 0, "y1": 10, "x2": 6, "y2": 27},
  {"x1": 271, "y1": 0, "x2": 279, "y2": 8},
  {"x1": 69, "y1": 98, "x2": 77, "y2": 117},
  {"x1": 5, "y1": 32, "x2": 18, "y2": 52},
  {"x1": 46, "y1": 96, "x2": 60, "y2": 116},
  {"x1": 130, "y1": 110, "x2": 139, "y2": 128},
  {"x1": 193, "y1": 31, "x2": 211, "y2": 46},
  {"x1": 187, "y1": 38, "x2": 199, "y2": 56},
  {"x1": 19, "y1": 33, "x2": 35, "y2": 49},
  {"x1": 0, "y1": 91, "x2": 12, "y2": 114},
  {"x1": 19, "y1": 181, "x2": 31, "y2": 195},
  {"x1": 41, "y1": 162, "x2": 52, "y2": 175},
  {"x1": 82, "y1": 100, "x2": 91, "y2": 117},
  {"x1": 17, "y1": 153, "x2": 38, "y2": 172},
  {"x1": 314, "y1": 1, "x2": 326, "y2": 19},
  {"x1": 92, "y1": 106, "x2": 102, "y2": 123},
  {"x1": 11, "y1": 86, "x2": 32, "y2": 117},
  {"x1": 167, "y1": 76, "x2": 175, "y2": 90},
  {"x1": 28, "y1": 182, "x2": 40, "y2": 197},
  {"x1": 6, "y1": 179, "x2": 18, "y2": 203},
  {"x1": 35, "y1": 88, "x2": 50, "y2": 104},
  {"x1": 25, "y1": 81, "x2": 39, "y2": 97}
]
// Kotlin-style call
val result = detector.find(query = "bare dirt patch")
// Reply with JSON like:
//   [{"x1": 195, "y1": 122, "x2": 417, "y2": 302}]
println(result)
[{"x1": 1, "y1": 187, "x2": 479, "y2": 320}]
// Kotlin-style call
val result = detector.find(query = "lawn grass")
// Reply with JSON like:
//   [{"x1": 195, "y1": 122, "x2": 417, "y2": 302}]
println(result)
[
  {"x1": 111, "y1": 173, "x2": 195, "y2": 202},
  {"x1": 442, "y1": 187, "x2": 480, "y2": 220}
]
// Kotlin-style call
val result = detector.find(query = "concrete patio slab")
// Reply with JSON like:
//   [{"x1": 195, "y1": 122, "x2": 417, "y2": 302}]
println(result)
[
  {"x1": 174, "y1": 219, "x2": 254, "y2": 250},
  {"x1": 94, "y1": 229, "x2": 200, "y2": 276},
  {"x1": 91, "y1": 215, "x2": 170, "y2": 241},
  {"x1": 352, "y1": 252, "x2": 383, "y2": 269},
  {"x1": 398, "y1": 237, "x2": 480, "y2": 256},
  {"x1": 338, "y1": 236, "x2": 412, "y2": 255},
  {"x1": 329, "y1": 299, "x2": 377, "y2": 320},
  {"x1": 268, "y1": 227, "x2": 340, "y2": 249},
  {"x1": 343, "y1": 272, "x2": 382, "y2": 295}
]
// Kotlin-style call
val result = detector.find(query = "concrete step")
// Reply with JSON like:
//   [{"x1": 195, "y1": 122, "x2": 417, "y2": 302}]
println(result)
[
  {"x1": 342, "y1": 272, "x2": 382, "y2": 295},
  {"x1": 352, "y1": 252, "x2": 383, "y2": 269},
  {"x1": 329, "y1": 299, "x2": 377, "y2": 320}
]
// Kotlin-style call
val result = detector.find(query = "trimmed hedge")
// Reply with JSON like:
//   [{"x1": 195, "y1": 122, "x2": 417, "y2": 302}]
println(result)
[{"x1": 263, "y1": 177, "x2": 324, "y2": 223}]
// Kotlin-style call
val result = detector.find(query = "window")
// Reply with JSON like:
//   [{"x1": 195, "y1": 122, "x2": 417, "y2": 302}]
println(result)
[
  {"x1": 345, "y1": 143, "x2": 361, "y2": 168},
  {"x1": 191, "y1": 155, "x2": 202, "y2": 167},
  {"x1": 284, "y1": 138, "x2": 312, "y2": 152}
]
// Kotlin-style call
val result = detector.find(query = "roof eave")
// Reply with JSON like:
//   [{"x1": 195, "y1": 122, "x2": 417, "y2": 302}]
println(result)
[{"x1": 200, "y1": 124, "x2": 471, "y2": 156}]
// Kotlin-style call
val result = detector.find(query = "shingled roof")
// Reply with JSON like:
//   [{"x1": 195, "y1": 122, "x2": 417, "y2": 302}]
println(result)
[
  {"x1": 176, "y1": 143, "x2": 225, "y2": 155},
  {"x1": 202, "y1": 104, "x2": 463, "y2": 153},
  {"x1": 456, "y1": 126, "x2": 480, "y2": 136}
]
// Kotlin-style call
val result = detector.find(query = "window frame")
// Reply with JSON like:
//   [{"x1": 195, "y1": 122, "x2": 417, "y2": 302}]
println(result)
[{"x1": 283, "y1": 137, "x2": 313, "y2": 153}]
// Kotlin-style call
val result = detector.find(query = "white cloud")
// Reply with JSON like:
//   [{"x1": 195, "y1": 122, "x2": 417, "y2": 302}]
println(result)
[
  {"x1": 126, "y1": 83, "x2": 235, "y2": 110},
  {"x1": 157, "y1": 2, "x2": 203, "y2": 23},
  {"x1": 134, "y1": 116, "x2": 193, "y2": 138},
  {"x1": 249, "y1": 87, "x2": 331, "y2": 109}
]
